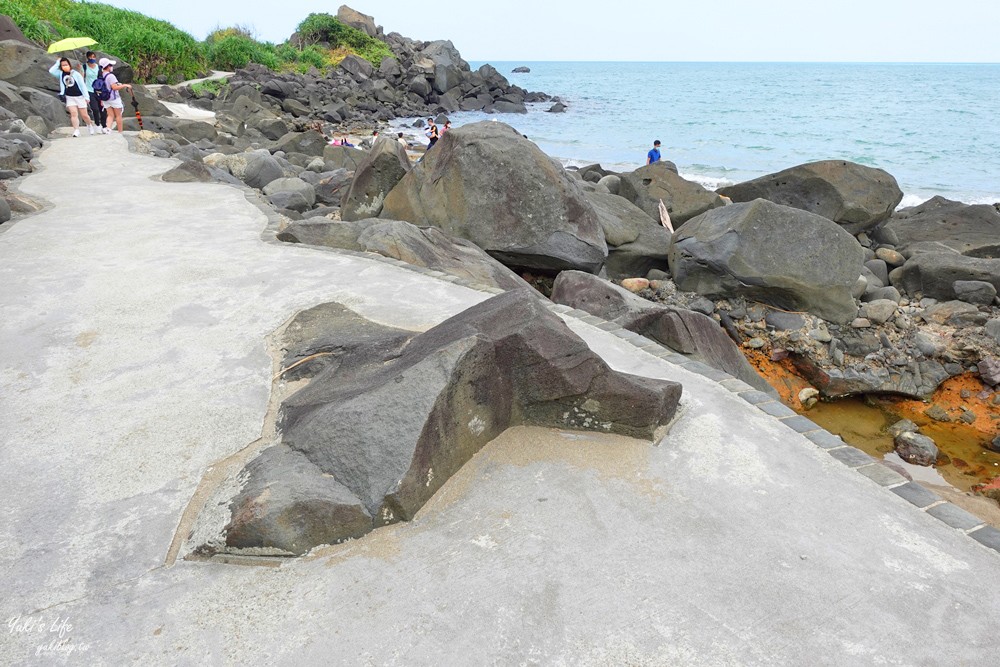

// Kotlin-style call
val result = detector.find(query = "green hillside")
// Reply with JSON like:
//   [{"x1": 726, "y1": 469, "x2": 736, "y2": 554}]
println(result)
[{"x1": 0, "y1": 1, "x2": 393, "y2": 82}]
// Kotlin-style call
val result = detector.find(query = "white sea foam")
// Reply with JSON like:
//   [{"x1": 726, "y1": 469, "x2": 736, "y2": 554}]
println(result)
[{"x1": 680, "y1": 172, "x2": 736, "y2": 191}]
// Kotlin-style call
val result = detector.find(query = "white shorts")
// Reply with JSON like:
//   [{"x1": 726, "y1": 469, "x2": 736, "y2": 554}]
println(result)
[
  {"x1": 65, "y1": 95, "x2": 88, "y2": 109},
  {"x1": 103, "y1": 98, "x2": 124, "y2": 109}
]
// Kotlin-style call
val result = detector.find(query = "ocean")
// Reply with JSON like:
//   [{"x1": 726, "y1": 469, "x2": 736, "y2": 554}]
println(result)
[{"x1": 391, "y1": 62, "x2": 1000, "y2": 207}]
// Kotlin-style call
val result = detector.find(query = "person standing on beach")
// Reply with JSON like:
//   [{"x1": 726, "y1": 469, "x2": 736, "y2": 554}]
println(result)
[
  {"x1": 98, "y1": 58, "x2": 132, "y2": 134},
  {"x1": 47, "y1": 57, "x2": 96, "y2": 137},
  {"x1": 426, "y1": 121, "x2": 439, "y2": 150},
  {"x1": 646, "y1": 140, "x2": 662, "y2": 165},
  {"x1": 397, "y1": 132, "x2": 407, "y2": 147},
  {"x1": 82, "y1": 51, "x2": 107, "y2": 132}
]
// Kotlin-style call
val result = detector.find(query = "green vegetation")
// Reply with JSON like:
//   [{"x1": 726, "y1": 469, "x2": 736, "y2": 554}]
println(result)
[
  {"x1": 190, "y1": 77, "x2": 228, "y2": 97},
  {"x1": 295, "y1": 13, "x2": 393, "y2": 66},
  {"x1": 2, "y1": 1, "x2": 395, "y2": 82}
]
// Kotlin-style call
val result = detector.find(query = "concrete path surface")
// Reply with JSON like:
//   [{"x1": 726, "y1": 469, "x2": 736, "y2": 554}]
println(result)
[{"x1": 2, "y1": 134, "x2": 1000, "y2": 665}]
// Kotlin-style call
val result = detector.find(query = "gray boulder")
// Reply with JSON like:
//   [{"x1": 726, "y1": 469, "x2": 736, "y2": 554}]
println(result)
[
  {"x1": 273, "y1": 130, "x2": 327, "y2": 158},
  {"x1": 618, "y1": 162, "x2": 725, "y2": 225},
  {"x1": 668, "y1": 199, "x2": 866, "y2": 323},
  {"x1": 894, "y1": 252, "x2": 1000, "y2": 301},
  {"x1": 314, "y1": 169, "x2": 353, "y2": 205},
  {"x1": 381, "y1": 121, "x2": 607, "y2": 273},
  {"x1": 339, "y1": 54, "x2": 373, "y2": 80},
  {"x1": 161, "y1": 161, "x2": 212, "y2": 183},
  {"x1": 551, "y1": 270, "x2": 775, "y2": 395},
  {"x1": 0, "y1": 136, "x2": 32, "y2": 174},
  {"x1": 227, "y1": 151, "x2": 284, "y2": 189},
  {"x1": 268, "y1": 191, "x2": 312, "y2": 213},
  {"x1": 953, "y1": 280, "x2": 997, "y2": 306},
  {"x1": 337, "y1": 5, "x2": 379, "y2": 36},
  {"x1": 0, "y1": 41, "x2": 58, "y2": 91},
  {"x1": 323, "y1": 144, "x2": 365, "y2": 171},
  {"x1": 874, "y1": 196, "x2": 1000, "y2": 257},
  {"x1": 0, "y1": 197, "x2": 11, "y2": 224},
  {"x1": 279, "y1": 218, "x2": 531, "y2": 292},
  {"x1": 199, "y1": 290, "x2": 682, "y2": 555},
  {"x1": 263, "y1": 178, "x2": 316, "y2": 207},
  {"x1": 791, "y1": 355, "x2": 950, "y2": 399},
  {"x1": 717, "y1": 160, "x2": 903, "y2": 234},
  {"x1": 894, "y1": 431, "x2": 939, "y2": 466},
  {"x1": 585, "y1": 191, "x2": 671, "y2": 280},
  {"x1": 341, "y1": 137, "x2": 411, "y2": 221}
]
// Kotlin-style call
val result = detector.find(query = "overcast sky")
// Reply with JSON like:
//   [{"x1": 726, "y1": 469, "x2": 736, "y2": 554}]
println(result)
[{"x1": 108, "y1": 0, "x2": 1000, "y2": 62}]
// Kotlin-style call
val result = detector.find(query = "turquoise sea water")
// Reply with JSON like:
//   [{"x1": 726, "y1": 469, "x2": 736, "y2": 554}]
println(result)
[{"x1": 394, "y1": 62, "x2": 1000, "y2": 206}]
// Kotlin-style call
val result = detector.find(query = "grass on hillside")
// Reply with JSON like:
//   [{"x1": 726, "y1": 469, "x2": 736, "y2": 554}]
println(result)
[
  {"x1": 190, "y1": 77, "x2": 228, "y2": 97},
  {"x1": 1, "y1": 2, "x2": 395, "y2": 82}
]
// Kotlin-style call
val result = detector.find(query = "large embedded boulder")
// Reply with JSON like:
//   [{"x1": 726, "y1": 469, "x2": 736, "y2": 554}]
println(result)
[
  {"x1": 337, "y1": 5, "x2": 379, "y2": 37},
  {"x1": 790, "y1": 355, "x2": 950, "y2": 400},
  {"x1": 584, "y1": 191, "x2": 670, "y2": 280},
  {"x1": 380, "y1": 121, "x2": 607, "y2": 273},
  {"x1": 893, "y1": 252, "x2": 1000, "y2": 300},
  {"x1": 339, "y1": 54, "x2": 373, "y2": 80},
  {"x1": 273, "y1": 130, "x2": 327, "y2": 158},
  {"x1": 0, "y1": 41, "x2": 58, "y2": 91},
  {"x1": 208, "y1": 150, "x2": 284, "y2": 189},
  {"x1": 874, "y1": 196, "x2": 1000, "y2": 258},
  {"x1": 322, "y1": 144, "x2": 365, "y2": 171},
  {"x1": 0, "y1": 136, "x2": 33, "y2": 174},
  {"x1": 668, "y1": 199, "x2": 866, "y2": 323},
  {"x1": 341, "y1": 137, "x2": 411, "y2": 220},
  {"x1": 551, "y1": 270, "x2": 775, "y2": 395},
  {"x1": 278, "y1": 218, "x2": 532, "y2": 292},
  {"x1": 196, "y1": 290, "x2": 682, "y2": 555},
  {"x1": 717, "y1": 160, "x2": 903, "y2": 234},
  {"x1": 618, "y1": 162, "x2": 725, "y2": 226}
]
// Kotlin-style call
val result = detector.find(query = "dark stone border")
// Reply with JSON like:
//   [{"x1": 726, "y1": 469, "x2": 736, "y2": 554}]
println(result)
[{"x1": 134, "y1": 138, "x2": 1000, "y2": 559}]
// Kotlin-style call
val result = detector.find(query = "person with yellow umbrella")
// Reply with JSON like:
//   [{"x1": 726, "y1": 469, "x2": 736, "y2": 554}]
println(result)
[{"x1": 46, "y1": 36, "x2": 100, "y2": 137}]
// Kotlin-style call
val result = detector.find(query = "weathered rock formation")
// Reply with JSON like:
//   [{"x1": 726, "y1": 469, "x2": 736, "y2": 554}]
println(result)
[
  {"x1": 278, "y1": 218, "x2": 532, "y2": 292},
  {"x1": 874, "y1": 196, "x2": 1000, "y2": 258},
  {"x1": 618, "y1": 162, "x2": 725, "y2": 225},
  {"x1": 340, "y1": 137, "x2": 411, "y2": 220},
  {"x1": 718, "y1": 160, "x2": 903, "y2": 234},
  {"x1": 196, "y1": 290, "x2": 682, "y2": 555},
  {"x1": 668, "y1": 199, "x2": 866, "y2": 323},
  {"x1": 380, "y1": 121, "x2": 608, "y2": 273},
  {"x1": 551, "y1": 270, "x2": 775, "y2": 395}
]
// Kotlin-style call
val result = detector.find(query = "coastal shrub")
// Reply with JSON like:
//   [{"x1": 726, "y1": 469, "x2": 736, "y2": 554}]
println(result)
[
  {"x1": 190, "y1": 77, "x2": 228, "y2": 97},
  {"x1": 295, "y1": 13, "x2": 393, "y2": 66},
  {"x1": 205, "y1": 31, "x2": 279, "y2": 71},
  {"x1": 1, "y1": 0, "x2": 76, "y2": 43},
  {"x1": 64, "y1": 3, "x2": 207, "y2": 81}
]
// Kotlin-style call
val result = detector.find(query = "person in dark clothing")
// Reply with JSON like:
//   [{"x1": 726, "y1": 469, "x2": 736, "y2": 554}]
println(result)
[
  {"x1": 426, "y1": 122, "x2": 439, "y2": 150},
  {"x1": 82, "y1": 51, "x2": 107, "y2": 130}
]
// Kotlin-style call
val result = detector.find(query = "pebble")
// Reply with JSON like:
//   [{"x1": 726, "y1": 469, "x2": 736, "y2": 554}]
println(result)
[
  {"x1": 875, "y1": 247, "x2": 906, "y2": 267},
  {"x1": 746, "y1": 337, "x2": 766, "y2": 349},
  {"x1": 621, "y1": 278, "x2": 649, "y2": 293},
  {"x1": 798, "y1": 387, "x2": 820, "y2": 409},
  {"x1": 808, "y1": 328, "x2": 832, "y2": 343},
  {"x1": 924, "y1": 404, "x2": 951, "y2": 422},
  {"x1": 851, "y1": 318, "x2": 872, "y2": 328}
]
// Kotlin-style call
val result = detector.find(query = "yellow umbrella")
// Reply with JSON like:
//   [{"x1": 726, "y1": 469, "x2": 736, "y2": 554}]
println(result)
[{"x1": 47, "y1": 37, "x2": 97, "y2": 54}]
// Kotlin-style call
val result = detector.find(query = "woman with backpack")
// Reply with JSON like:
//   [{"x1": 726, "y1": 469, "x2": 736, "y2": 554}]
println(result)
[
  {"x1": 98, "y1": 58, "x2": 132, "y2": 134},
  {"x1": 47, "y1": 57, "x2": 97, "y2": 137},
  {"x1": 82, "y1": 51, "x2": 107, "y2": 133}
]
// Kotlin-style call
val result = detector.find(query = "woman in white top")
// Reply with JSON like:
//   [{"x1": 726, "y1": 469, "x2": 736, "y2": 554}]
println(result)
[
  {"x1": 98, "y1": 57, "x2": 132, "y2": 134},
  {"x1": 47, "y1": 57, "x2": 96, "y2": 137}
]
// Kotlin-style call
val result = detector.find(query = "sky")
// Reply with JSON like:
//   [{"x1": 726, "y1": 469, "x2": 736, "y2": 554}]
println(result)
[{"x1": 106, "y1": 0, "x2": 1000, "y2": 62}]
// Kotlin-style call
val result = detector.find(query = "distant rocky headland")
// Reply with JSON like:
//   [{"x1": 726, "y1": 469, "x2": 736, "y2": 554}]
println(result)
[{"x1": 2, "y1": 4, "x2": 999, "y2": 553}]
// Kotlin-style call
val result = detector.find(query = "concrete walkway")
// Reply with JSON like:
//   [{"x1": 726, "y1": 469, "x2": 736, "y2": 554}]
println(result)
[{"x1": 2, "y1": 134, "x2": 1000, "y2": 665}]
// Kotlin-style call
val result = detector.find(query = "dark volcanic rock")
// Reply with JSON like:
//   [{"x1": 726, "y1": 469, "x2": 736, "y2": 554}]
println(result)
[
  {"x1": 341, "y1": 137, "x2": 411, "y2": 220},
  {"x1": 0, "y1": 40, "x2": 59, "y2": 91},
  {"x1": 161, "y1": 161, "x2": 212, "y2": 183},
  {"x1": 618, "y1": 162, "x2": 724, "y2": 226},
  {"x1": 894, "y1": 431, "x2": 939, "y2": 466},
  {"x1": 668, "y1": 199, "x2": 866, "y2": 323},
  {"x1": 894, "y1": 252, "x2": 1000, "y2": 301},
  {"x1": 717, "y1": 160, "x2": 903, "y2": 234},
  {"x1": 279, "y1": 218, "x2": 532, "y2": 292},
  {"x1": 874, "y1": 196, "x2": 1000, "y2": 257},
  {"x1": 512, "y1": 66, "x2": 531, "y2": 73},
  {"x1": 381, "y1": 121, "x2": 607, "y2": 273},
  {"x1": 552, "y1": 270, "x2": 775, "y2": 395},
  {"x1": 791, "y1": 355, "x2": 950, "y2": 399},
  {"x1": 202, "y1": 290, "x2": 682, "y2": 555},
  {"x1": 584, "y1": 190, "x2": 671, "y2": 279}
]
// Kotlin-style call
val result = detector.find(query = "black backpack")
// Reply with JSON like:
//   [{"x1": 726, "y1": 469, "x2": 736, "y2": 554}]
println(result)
[{"x1": 92, "y1": 73, "x2": 111, "y2": 102}]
